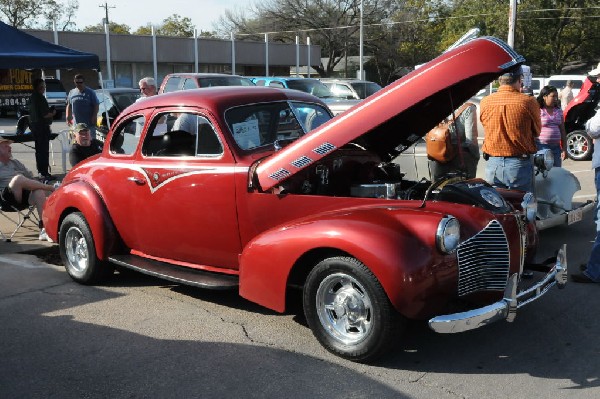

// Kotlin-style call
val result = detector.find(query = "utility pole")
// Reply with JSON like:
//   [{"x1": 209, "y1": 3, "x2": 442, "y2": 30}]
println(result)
[
  {"x1": 507, "y1": 0, "x2": 517, "y2": 49},
  {"x1": 99, "y1": 2, "x2": 115, "y2": 25}
]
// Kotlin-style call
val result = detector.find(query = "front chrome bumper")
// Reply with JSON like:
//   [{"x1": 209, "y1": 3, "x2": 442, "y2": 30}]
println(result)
[
  {"x1": 428, "y1": 244, "x2": 567, "y2": 333},
  {"x1": 536, "y1": 201, "x2": 596, "y2": 230}
]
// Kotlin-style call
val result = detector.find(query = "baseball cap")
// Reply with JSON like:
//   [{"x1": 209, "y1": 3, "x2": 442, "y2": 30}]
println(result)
[
  {"x1": 73, "y1": 123, "x2": 90, "y2": 132},
  {"x1": 499, "y1": 65, "x2": 523, "y2": 78},
  {"x1": 0, "y1": 137, "x2": 14, "y2": 145},
  {"x1": 588, "y1": 62, "x2": 600, "y2": 76}
]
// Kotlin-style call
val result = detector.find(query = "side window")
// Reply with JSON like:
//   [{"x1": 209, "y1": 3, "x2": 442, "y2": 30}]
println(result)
[
  {"x1": 141, "y1": 112, "x2": 222, "y2": 157},
  {"x1": 183, "y1": 78, "x2": 197, "y2": 90},
  {"x1": 110, "y1": 115, "x2": 144, "y2": 155}
]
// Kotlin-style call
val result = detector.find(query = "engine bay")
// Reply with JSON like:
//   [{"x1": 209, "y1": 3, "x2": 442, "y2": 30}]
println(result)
[{"x1": 270, "y1": 146, "x2": 512, "y2": 213}]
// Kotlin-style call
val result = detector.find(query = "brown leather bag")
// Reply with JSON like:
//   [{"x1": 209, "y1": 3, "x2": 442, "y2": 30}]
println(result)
[{"x1": 425, "y1": 103, "x2": 472, "y2": 163}]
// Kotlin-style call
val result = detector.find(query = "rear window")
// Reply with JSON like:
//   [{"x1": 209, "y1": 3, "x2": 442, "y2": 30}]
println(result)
[
  {"x1": 196, "y1": 76, "x2": 254, "y2": 88},
  {"x1": 162, "y1": 77, "x2": 181, "y2": 93}
]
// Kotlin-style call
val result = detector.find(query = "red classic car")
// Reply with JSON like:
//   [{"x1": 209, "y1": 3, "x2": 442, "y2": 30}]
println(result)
[{"x1": 43, "y1": 37, "x2": 567, "y2": 362}]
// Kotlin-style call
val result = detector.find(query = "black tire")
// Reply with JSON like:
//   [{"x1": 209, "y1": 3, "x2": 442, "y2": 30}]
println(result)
[
  {"x1": 59, "y1": 212, "x2": 112, "y2": 284},
  {"x1": 303, "y1": 256, "x2": 404, "y2": 362},
  {"x1": 566, "y1": 130, "x2": 593, "y2": 161}
]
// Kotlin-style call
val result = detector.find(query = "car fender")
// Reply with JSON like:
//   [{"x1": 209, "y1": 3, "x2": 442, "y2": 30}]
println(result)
[
  {"x1": 239, "y1": 207, "x2": 452, "y2": 315},
  {"x1": 43, "y1": 180, "x2": 119, "y2": 260}
]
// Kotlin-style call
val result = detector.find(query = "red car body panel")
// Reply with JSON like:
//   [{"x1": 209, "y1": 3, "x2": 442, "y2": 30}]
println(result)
[{"x1": 43, "y1": 37, "x2": 560, "y2": 327}]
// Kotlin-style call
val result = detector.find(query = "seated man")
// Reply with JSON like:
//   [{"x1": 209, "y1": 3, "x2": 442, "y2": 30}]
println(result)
[
  {"x1": 69, "y1": 123, "x2": 103, "y2": 167},
  {"x1": 0, "y1": 138, "x2": 56, "y2": 241}
]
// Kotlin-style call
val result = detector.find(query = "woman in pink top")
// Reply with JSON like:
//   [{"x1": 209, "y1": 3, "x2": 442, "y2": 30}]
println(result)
[{"x1": 536, "y1": 85, "x2": 567, "y2": 167}]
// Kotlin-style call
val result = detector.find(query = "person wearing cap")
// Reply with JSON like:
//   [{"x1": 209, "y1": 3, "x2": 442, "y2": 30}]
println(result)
[
  {"x1": 0, "y1": 137, "x2": 57, "y2": 241},
  {"x1": 69, "y1": 123, "x2": 103, "y2": 167},
  {"x1": 480, "y1": 66, "x2": 541, "y2": 192},
  {"x1": 572, "y1": 63, "x2": 600, "y2": 284},
  {"x1": 28, "y1": 78, "x2": 56, "y2": 180}
]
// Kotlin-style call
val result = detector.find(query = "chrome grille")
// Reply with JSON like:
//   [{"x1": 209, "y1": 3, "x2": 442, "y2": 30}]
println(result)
[{"x1": 456, "y1": 220, "x2": 510, "y2": 297}]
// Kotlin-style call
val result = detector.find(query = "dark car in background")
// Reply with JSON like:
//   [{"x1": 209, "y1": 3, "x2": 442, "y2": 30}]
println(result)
[
  {"x1": 158, "y1": 73, "x2": 254, "y2": 94},
  {"x1": 95, "y1": 88, "x2": 140, "y2": 140},
  {"x1": 320, "y1": 78, "x2": 382, "y2": 100}
]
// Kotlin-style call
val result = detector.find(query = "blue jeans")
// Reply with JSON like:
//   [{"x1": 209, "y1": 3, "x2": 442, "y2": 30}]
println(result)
[
  {"x1": 484, "y1": 156, "x2": 534, "y2": 192},
  {"x1": 585, "y1": 168, "x2": 600, "y2": 282},
  {"x1": 536, "y1": 142, "x2": 562, "y2": 167}
]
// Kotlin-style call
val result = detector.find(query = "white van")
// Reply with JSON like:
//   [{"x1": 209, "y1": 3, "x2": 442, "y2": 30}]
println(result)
[
  {"x1": 546, "y1": 75, "x2": 587, "y2": 97},
  {"x1": 530, "y1": 77, "x2": 546, "y2": 97}
]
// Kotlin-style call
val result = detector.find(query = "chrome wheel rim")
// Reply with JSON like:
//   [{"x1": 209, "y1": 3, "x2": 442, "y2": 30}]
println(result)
[
  {"x1": 65, "y1": 226, "x2": 89, "y2": 274},
  {"x1": 315, "y1": 272, "x2": 372, "y2": 345},
  {"x1": 567, "y1": 133, "x2": 589, "y2": 158}
]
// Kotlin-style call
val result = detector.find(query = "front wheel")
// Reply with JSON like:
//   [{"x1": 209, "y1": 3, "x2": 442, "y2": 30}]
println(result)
[
  {"x1": 59, "y1": 212, "x2": 112, "y2": 284},
  {"x1": 303, "y1": 256, "x2": 404, "y2": 362},
  {"x1": 566, "y1": 130, "x2": 593, "y2": 161}
]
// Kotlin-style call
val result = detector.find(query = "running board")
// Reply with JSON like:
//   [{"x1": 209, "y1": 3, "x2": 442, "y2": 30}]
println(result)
[{"x1": 108, "y1": 254, "x2": 238, "y2": 290}]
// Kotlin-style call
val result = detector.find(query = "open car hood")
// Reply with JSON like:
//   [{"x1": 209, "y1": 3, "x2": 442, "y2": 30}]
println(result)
[{"x1": 255, "y1": 36, "x2": 525, "y2": 191}]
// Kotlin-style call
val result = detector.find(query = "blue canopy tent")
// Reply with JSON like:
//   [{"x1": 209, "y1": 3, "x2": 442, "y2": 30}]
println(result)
[
  {"x1": 0, "y1": 21, "x2": 101, "y2": 171},
  {"x1": 0, "y1": 21, "x2": 99, "y2": 70}
]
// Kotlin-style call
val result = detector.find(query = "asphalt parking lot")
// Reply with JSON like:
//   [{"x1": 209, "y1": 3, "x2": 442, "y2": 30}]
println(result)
[{"x1": 1, "y1": 114, "x2": 599, "y2": 398}]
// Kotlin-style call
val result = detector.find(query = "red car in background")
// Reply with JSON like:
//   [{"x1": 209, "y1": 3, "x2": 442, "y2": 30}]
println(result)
[
  {"x1": 43, "y1": 37, "x2": 566, "y2": 362},
  {"x1": 563, "y1": 75, "x2": 600, "y2": 160}
]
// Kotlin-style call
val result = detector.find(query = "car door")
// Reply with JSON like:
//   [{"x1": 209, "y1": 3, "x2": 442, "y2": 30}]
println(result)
[{"x1": 129, "y1": 109, "x2": 241, "y2": 269}]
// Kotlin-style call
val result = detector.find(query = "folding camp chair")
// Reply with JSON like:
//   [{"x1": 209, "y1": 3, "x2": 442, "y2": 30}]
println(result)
[{"x1": 0, "y1": 193, "x2": 40, "y2": 242}]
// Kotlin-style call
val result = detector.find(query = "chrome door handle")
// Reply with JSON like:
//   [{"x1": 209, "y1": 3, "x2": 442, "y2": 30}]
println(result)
[{"x1": 127, "y1": 176, "x2": 146, "y2": 185}]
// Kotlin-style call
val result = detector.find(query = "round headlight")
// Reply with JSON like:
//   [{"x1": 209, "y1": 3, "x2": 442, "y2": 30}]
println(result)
[
  {"x1": 534, "y1": 149, "x2": 554, "y2": 171},
  {"x1": 521, "y1": 192, "x2": 537, "y2": 222},
  {"x1": 436, "y1": 216, "x2": 460, "y2": 253}
]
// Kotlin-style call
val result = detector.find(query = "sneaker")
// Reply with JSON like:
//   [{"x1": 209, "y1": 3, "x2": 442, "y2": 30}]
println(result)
[
  {"x1": 52, "y1": 181, "x2": 61, "y2": 190},
  {"x1": 38, "y1": 228, "x2": 53, "y2": 243}
]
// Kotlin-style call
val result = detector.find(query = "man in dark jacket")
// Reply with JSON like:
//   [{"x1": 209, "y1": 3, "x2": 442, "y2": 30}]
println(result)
[
  {"x1": 28, "y1": 78, "x2": 56, "y2": 179},
  {"x1": 69, "y1": 123, "x2": 103, "y2": 167}
]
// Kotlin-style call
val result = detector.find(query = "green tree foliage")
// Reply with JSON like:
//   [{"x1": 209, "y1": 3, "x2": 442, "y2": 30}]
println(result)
[
  {"x1": 441, "y1": 0, "x2": 600, "y2": 75},
  {"x1": 82, "y1": 21, "x2": 131, "y2": 34},
  {"x1": 132, "y1": 14, "x2": 202, "y2": 37},
  {"x1": 0, "y1": 0, "x2": 77, "y2": 29},
  {"x1": 158, "y1": 14, "x2": 195, "y2": 37}
]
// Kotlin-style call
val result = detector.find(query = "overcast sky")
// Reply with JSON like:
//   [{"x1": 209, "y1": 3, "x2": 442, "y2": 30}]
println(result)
[{"x1": 76, "y1": 0, "x2": 247, "y2": 31}]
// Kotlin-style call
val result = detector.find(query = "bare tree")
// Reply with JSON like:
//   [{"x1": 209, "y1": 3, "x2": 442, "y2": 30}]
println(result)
[{"x1": 215, "y1": 0, "x2": 397, "y2": 77}]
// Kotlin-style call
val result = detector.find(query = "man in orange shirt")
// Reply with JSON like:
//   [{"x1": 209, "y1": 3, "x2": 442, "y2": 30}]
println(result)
[{"x1": 480, "y1": 66, "x2": 541, "y2": 192}]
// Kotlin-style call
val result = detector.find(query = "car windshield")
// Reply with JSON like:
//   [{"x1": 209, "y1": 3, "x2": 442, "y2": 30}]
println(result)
[
  {"x1": 350, "y1": 82, "x2": 382, "y2": 98},
  {"x1": 286, "y1": 80, "x2": 333, "y2": 98},
  {"x1": 225, "y1": 101, "x2": 331, "y2": 151},
  {"x1": 197, "y1": 76, "x2": 255, "y2": 87}
]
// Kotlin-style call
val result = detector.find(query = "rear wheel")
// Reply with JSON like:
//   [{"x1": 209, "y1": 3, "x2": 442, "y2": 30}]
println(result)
[
  {"x1": 566, "y1": 130, "x2": 593, "y2": 161},
  {"x1": 303, "y1": 256, "x2": 404, "y2": 362},
  {"x1": 59, "y1": 212, "x2": 112, "y2": 284}
]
